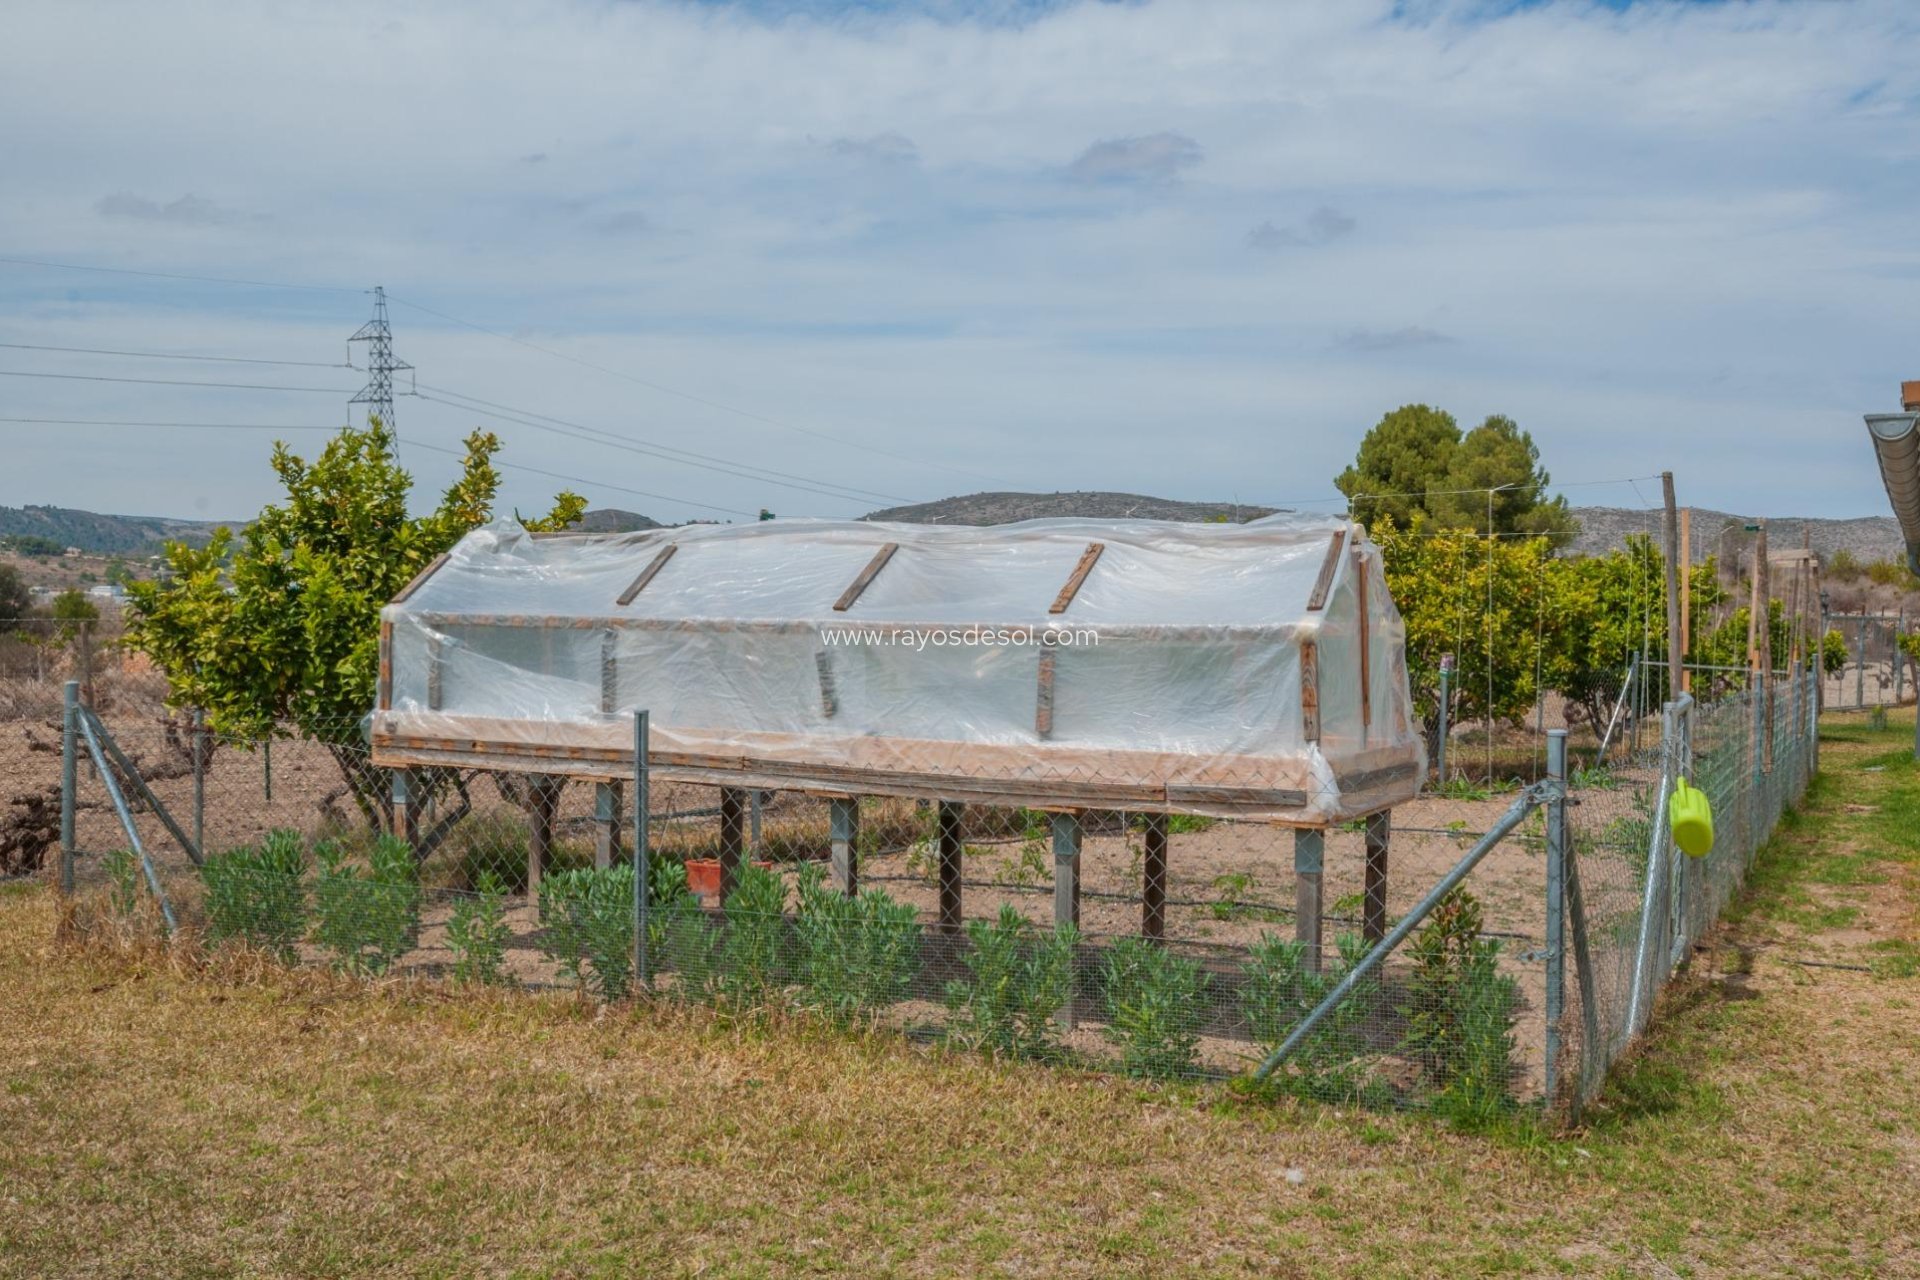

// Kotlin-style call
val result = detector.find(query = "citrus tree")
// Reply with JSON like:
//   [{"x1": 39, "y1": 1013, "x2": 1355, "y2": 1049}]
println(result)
[{"x1": 127, "y1": 420, "x2": 584, "y2": 832}]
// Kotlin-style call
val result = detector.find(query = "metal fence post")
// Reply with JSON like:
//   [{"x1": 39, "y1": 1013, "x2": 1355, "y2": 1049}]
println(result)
[
  {"x1": 1434, "y1": 657, "x2": 1452, "y2": 784},
  {"x1": 632, "y1": 709, "x2": 651, "y2": 990},
  {"x1": 1544, "y1": 729, "x2": 1568, "y2": 1105},
  {"x1": 60, "y1": 680, "x2": 78, "y2": 894}
]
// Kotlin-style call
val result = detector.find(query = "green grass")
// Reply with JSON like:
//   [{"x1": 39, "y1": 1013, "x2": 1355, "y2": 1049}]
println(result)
[{"x1": 2, "y1": 712, "x2": 1915, "y2": 1277}]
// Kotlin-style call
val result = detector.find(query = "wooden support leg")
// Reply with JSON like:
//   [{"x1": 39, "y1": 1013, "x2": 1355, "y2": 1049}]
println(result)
[
  {"x1": 527, "y1": 776, "x2": 561, "y2": 903},
  {"x1": 1141, "y1": 813, "x2": 1168, "y2": 941},
  {"x1": 593, "y1": 781, "x2": 622, "y2": 871},
  {"x1": 1053, "y1": 810, "x2": 1083, "y2": 1029},
  {"x1": 391, "y1": 770, "x2": 411, "y2": 846},
  {"x1": 1052, "y1": 811, "x2": 1082, "y2": 933},
  {"x1": 718, "y1": 786, "x2": 748, "y2": 905},
  {"x1": 1363, "y1": 811, "x2": 1391, "y2": 944},
  {"x1": 1295, "y1": 828, "x2": 1324, "y2": 973},
  {"x1": 937, "y1": 800, "x2": 964, "y2": 934},
  {"x1": 830, "y1": 797, "x2": 860, "y2": 896}
]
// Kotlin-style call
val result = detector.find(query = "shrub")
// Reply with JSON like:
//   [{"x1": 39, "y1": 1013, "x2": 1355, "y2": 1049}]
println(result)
[
  {"x1": 1399, "y1": 888, "x2": 1518, "y2": 1117},
  {"x1": 447, "y1": 870, "x2": 513, "y2": 986},
  {"x1": 201, "y1": 828, "x2": 307, "y2": 962},
  {"x1": 945, "y1": 905, "x2": 1077, "y2": 1061},
  {"x1": 1242, "y1": 932, "x2": 1380, "y2": 1103},
  {"x1": 1100, "y1": 936, "x2": 1208, "y2": 1079},
  {"x1": 312, "y1": 835, "x2": 422, "y2": 976},
  {"x1": 715, "y1": 862, "x2": 790, "y2": 1009},
  {"x1": 539, "y1": 864, "x2": 636, "y2": 999},
  {"x1": 1432, "y1": 941, "x2": 1520, "y2": 1126},
  {"x1": 793, "y1": 862, "x2": 921, "y2": 1027}
]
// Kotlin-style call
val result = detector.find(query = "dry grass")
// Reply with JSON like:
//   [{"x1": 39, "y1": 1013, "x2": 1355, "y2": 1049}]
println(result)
[{"x1": 3, "y1": 718, "x2": 1919, "y2": 1278}]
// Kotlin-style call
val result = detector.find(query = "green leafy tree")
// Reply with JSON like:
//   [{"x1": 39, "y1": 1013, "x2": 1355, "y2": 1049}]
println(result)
[
  {"x1": 125, "y1": 420, "x2": 583, "y2": 830},
  {"x1": 51, "y1": 588, "x2": 99, "y2": 641},
  {"x1": 1335, "y1": 404, "x2": 1460, "y2": 529},
  {"x1": 1426, "y1": 415, "x2": 1576, "y2": 543}
]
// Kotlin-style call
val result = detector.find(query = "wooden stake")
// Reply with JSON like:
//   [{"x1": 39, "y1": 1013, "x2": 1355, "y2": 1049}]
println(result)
[
  {"x1": 1141, "y1": 813, "x2": 1168, "y2": 941},
  {"x1": 1294, "y1": 828, "x2": 1324, "y2": 973},
  {"x1": 1662, "y1": 472, "x2": 1683, "y2": 702},
  {"x1": 1678, "y1": 506, "x2": 1692, "y2": 693},
  {"x1": 937, "y1": 801, "x2": 964, "y2": 933}
]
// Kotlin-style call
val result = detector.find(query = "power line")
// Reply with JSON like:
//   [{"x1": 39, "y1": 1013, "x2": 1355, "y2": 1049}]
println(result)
[
  {"x1": 0, "y1": 254, "x2": 355, "y2": 294},
  {"x1": 0, "y1": 341, "x2": 351, "y2": 369},
  {"x1": 403, "y1": 439, "x2": 756, "y2": 519},
  {"x1": 386, "y1": 292, "x2": 1011, "y2": 489},
  {"x1": 0, "y1": 369, "x2": 354, "y2": 393},
  {"x1": 0, "y1": 416, "x2": 339, "y2": 432},
  {"x1": 4, "y1": 252, "x2": 1008, "y2": 492},
  {"x1": 416, "y1": 385, "x2": 908, "y2": 509},
  {"x1": 419, "y1": 381, "x2": 909, "y2": 505}
]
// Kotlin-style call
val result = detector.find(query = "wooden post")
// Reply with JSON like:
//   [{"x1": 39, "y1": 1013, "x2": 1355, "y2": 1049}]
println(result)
[
  {"x1": 1678, "y1": 506, "x2": 1692, "y2": 693},
  {"x1": 1363, "y1": 811, "x2": 1391, "y2": 944},
  {"x1": 1294, "y1": 828, "x2": 1324, "y2": 973},
  {"x1": 718, "y1": 786, "x2": 748, "y2": 904},
  {"x1": 1662, "y1": 473, "x2": 1683, "y2": 701},
  {"x1": 527, "y1": 776, "x2": 561, "y2": 902},
  {"x1": 391, "y1": 769, "x2": 411, "y2": 846},
  {"x1": 937, "y1": 801, "x2": 965, "y2": 933},
  {"x1": 1052, "y1": 811, "x2": 1082, "y2": 932},
  {"x1": 830, "y1": 797, "x2": 860, "y2": 896},
  {"x1": 1755, "y1": 524, "x2": 1773, "y2": 770},
  {"x1": 1053, "y1": 810, "x2": 1083, "y2": 1029},
  {"x1": 1141, "y1": 813, "x2": 1169, "y2": 940},
  {"x1": 593, "y1": 780, "x2": 622, "y2": 870}
]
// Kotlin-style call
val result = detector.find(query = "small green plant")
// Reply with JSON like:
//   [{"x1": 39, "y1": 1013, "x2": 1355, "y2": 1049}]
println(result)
[
  {"x1": 1210, "y1": 871, "x2": 1253, "y2": 920},
  {"x1": 311, "y1": 835, "x2": 422, "y2": 976},
  {"x1": 539, "y1": 864, "x2": 636, "y2": 999},
  {"x1": 1432, "y1": 777, "x2": 1492, "y2": 802},
  {"x1": 793, "y1": 863, "x2": 922, "y2": 1027},
  {"x1": 200, "y1": 828, "x2": 306, "y2": 961},
  {"x1": 716, "y1": 862, "x2": 790, "y2": 1009},
  {"x1": 1100, "y1": 937, "x2": 1209, "y2": 1079},
  {"x1": 1399, "y1": 887, "x2": 1518, "y2": 1118},
  {"x1": 1868, "y1": 705, "x2": 1888, "y2": 732},
  {"x1": 945, "y1": 905, "x2": 1077, "y2": 1061},
  {"x1": 102, "y1": 848, "x2": 141, "y2": 921},
  {"x1": 1242, "y1": 932, "x2": 1381, "y2": 1103},
  {"x1": 447, "y1": 870, "x2": 513, "y2": 986}
]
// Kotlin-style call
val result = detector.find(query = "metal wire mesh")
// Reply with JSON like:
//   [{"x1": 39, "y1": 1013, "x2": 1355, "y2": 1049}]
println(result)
[{"x1": 31, "y1": 670, "x2": 1811, "y2": 1118}]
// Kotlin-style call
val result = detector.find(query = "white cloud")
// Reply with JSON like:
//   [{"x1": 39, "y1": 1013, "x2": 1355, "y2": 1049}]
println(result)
[{"x1": 0, "y1": 0, "x2": 1914, "y2": 523}]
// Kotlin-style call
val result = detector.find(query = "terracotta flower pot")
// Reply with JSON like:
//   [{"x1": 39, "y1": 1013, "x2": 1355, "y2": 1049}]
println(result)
[{"x1": 684, "y1": 858, "x2": 774, "y2": 904}]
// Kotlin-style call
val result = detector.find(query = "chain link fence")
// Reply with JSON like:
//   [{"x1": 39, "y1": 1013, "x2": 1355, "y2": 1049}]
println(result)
[{"x1": 22, "y1": 668, "x2": 1814, "y2": 1120}]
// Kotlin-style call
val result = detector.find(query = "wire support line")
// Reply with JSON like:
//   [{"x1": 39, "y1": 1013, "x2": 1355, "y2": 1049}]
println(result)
[
  {"x1": 414, "y1": 388, "x2": 908, "y2": 509},
  {"x1": 0, "y1": 416, "x2": 339, "y2": 432},
  {"x1": 401, "y1": 438, "x2": 757, "y2": 519},
  {"x1": 386, "y1": 291, "x2": 1011, "y2": 489},
  {"x1": 0, "y1": 369, "x2": 354, "y2": 394},
  {"x1": 418, "y1": 381, "x2": 911, "y2": 506},
  {"x1": 0, "y1": 341, "x2": 351, "y2": 369},
  {"x1": 0, "y1": 255, "x2": 357, "y2": 294}
]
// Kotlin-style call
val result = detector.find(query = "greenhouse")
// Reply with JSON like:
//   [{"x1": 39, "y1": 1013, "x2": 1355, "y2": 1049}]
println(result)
[{"x1": 368, "y1": 514, "x2": 1427, "y2": 823}]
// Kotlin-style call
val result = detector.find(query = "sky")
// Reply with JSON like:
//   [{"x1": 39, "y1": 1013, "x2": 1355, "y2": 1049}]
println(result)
[{"x1": 1, "y1": 0, "x2": 1916, "y2": 525}]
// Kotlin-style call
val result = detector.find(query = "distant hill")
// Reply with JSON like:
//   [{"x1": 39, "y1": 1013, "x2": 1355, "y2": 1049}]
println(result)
[
  {"x1": 865, "y1": 491, "x2": 1279, "y2": 525},
  {"x1": 859, "y1": 493, "x2": 1906, "y2": 565},
  {"x1": 0, "y1": 505, "x2": 232, "y2": 555},
  {"x1": 569, "y1": 508, "x2": 661, "y2": 533},
  {"x1": 1569, "y1": 506, "x2": 1903, "y2": 565}
]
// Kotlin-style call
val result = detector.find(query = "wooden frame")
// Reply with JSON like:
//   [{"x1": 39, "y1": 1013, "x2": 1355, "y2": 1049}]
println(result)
[
  {"x1": 1049, "y1": 542, "x2": 1105, "y2": 614},
  {"x1": 833, "y1": 542, "x2": 899, "y2": 612},
  {"x1": 616, "y1": 544, "x2": 678, "y2": 606}
]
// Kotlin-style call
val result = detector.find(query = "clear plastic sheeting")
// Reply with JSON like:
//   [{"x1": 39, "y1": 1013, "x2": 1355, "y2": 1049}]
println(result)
[{"x1": 371, "y1": 515, "x2": 1426, "y2": 822}]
